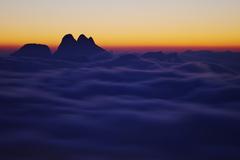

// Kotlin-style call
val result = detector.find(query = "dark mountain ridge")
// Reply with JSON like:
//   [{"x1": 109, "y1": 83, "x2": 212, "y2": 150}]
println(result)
[
  {"x1": 12, "y1": 34, "x2": 111, "y2": 61},
  {"x1": 11, "y1": 34, "x2": 240, "y2": 65},
  {"x1": 12, "y1": 44, "x2": 52, "y2": 58}
]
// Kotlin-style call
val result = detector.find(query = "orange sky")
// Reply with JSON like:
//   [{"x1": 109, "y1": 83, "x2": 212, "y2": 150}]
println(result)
[{"x1": 0, "y1": 0, "x2": 240, "y2": 53}]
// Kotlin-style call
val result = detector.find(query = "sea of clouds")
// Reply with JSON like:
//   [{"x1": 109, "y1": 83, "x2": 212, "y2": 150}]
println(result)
[{"x1": 0, "y1": 53, "x2": 240, "y2": 160}]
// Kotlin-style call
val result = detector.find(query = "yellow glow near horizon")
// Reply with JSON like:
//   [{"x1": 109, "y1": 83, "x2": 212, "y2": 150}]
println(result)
[{"x1": 0, "y1": 0, "x2": 240, "y2": 51}]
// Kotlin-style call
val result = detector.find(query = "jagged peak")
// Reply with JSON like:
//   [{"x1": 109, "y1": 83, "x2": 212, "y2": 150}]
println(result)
[
  {"x1": 77, "y1": 34, "x2": 88, "y2": 42},
  {"x1": 88, "y1": 37, "x2": 95, "y2": 45},
  {"x1": 62, "y1": 34, "x2": 76, "y2": 43},
  {"x1": 55, "y1": 34, "x2": 77, "y2": 56},
  {"x1": 63, "y1": 33, "x2": 74, "y2": 38}
]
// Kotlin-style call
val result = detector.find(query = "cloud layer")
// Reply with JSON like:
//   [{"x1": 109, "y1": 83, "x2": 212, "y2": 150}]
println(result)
[{"x1": 0, "y1": 53, "x2": 240, "y2": 160}]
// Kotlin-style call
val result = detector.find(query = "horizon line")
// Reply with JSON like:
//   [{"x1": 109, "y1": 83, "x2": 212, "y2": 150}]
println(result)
[{"x1": 0, "y1": 44, "x2": 240, "y2": 54}]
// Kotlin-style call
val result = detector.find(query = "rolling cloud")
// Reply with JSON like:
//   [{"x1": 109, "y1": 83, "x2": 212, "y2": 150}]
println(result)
[{"x1": 1, "y1": 47, "x2": 240, "y2": 159}]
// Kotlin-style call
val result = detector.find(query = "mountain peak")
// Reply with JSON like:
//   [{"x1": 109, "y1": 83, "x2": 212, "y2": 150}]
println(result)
[
  {"x1": 77, "y1": 34, "x2": 88, "y2": 42},
  {"x1": 62, "y1": 34, "x2": 76, "y2": 43},
  {"x1": 12, "y1": 44, "x2": 52, "y2": 58},
  {"x1": 54, "y1": 33, "x2": 110, "y2": 60},
  {"x1": 88, "y1": 37, "x2": 95, "y2": 45},
  {"x1": 55, "y1": 34, "x2": 77, "y2": 57},
  {"x1": 77, "y1": 34, "x2": 96, "y2": 48},
  {"x1": 63, "y1": 33, "x2": 74, "y2": 38},
  {"x1": 12, "y1": 33, "x2": 111, "y2": 61}
]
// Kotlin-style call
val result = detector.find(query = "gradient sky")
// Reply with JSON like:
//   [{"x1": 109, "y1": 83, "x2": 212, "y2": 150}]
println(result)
[{"x1": 0, "y1": 0, "x2": 240, "y2": 52}]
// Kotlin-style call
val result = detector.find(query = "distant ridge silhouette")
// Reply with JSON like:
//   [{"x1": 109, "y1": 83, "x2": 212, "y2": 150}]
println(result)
[
  {"x1": 11, "y1": 34, "x2": 240, "y2": 64},
  {"x1": 12, "y1": 44, "x2": 52, "y2": 58},
  {"x1": 55, "y1": 34, "x2": 109, "y2": 61},
  {"x1": 12, "y1": 34, "x2": 111, "y2": 61},
  {"x1": 77, "y1": 34, "x2": 106, "y2": 55},
  {"x1": 54, "y1": 34, "x2": 78, "y2": 58}
]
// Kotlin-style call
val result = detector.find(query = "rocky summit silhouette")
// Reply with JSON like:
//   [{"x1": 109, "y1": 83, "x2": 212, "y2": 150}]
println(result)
[
  {"x1": 12, "y1": 44, "x2": 52, "y2": 58},
  {"x1": 54, "y1": 34, "x2": 110, "y2": 61},
  {"x1": 77, "y1": 34, "x2": 106, "y2": 55},
  {"x1": 54, "y1": 34, "x2": 78, "y2": 58},
  {"x1": 12, "y1": 34, "x2": 111, "y2": 61}
]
